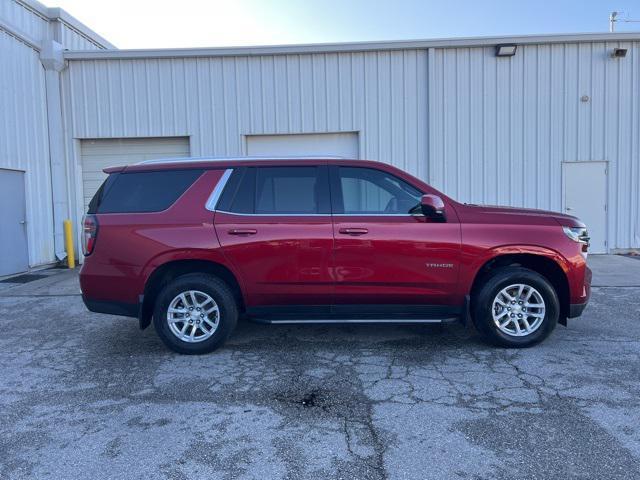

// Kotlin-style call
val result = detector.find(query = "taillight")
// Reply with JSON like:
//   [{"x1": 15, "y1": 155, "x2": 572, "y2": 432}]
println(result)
[{"x1": 82, "y1": 214, "x2": 99, "y2": 255}]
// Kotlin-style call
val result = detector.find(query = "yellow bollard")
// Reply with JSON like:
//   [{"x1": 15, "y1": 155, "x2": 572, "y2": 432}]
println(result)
[{"x1": 63, "y1": 219, "x2": 75, "y2": 269}]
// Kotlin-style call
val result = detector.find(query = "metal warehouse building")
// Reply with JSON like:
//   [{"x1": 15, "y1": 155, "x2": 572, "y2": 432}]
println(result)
[{"x1": 1, "y1": 0, "x2": 640, "y2": 276}]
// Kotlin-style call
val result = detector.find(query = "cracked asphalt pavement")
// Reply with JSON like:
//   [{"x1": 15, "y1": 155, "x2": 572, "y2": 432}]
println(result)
[{"x1": 1, "y1": 255, "x2": 639, "y2": 479}]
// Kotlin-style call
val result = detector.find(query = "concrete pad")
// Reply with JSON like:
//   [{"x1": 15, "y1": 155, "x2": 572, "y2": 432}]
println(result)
[
  {"x1": 1, "y1": 287, "x2": 639, "y2": 479},
  {"x1": 1, "y1": 255, "x2": 640, "y2": 478},
  {"x1": 588, "y1": 254, "x2": 640, "y2": 287},
  {"x1": 0, "y1": 269, "x2": 80, "y2": 297}
]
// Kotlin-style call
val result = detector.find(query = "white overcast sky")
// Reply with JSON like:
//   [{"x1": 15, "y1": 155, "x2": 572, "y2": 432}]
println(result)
[{"x1": 50, "y1": 0, "x2": 640, "y2": 49}]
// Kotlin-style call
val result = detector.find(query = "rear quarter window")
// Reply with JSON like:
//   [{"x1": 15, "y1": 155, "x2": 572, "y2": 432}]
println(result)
[{"x1": 91, "y1": 169, "x2": 203, "y2": 214}]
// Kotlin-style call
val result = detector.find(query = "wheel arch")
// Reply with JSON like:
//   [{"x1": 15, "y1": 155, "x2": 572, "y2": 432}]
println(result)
[
  {"x1": 468, "y1": 250, "x2": 571, "y2": 323},
  {"x1": 139, "y1": 258, "x2": 245, "y2": 329}
]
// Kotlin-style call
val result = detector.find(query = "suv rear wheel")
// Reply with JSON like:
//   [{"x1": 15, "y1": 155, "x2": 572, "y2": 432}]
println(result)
[
  {"x1": 153, "y1": 273, "x2": 238, "y2": 354},
  {"x1": 472, "y1": 267, "x2": 559, "y2": 347}
]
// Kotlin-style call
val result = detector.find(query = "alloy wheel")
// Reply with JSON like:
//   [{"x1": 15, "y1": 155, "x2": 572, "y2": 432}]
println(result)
[
  {"x1": 491, "y1": 283, "x2": 546, "y2": 337},
  {"x1": 167, "y1": 290, "x2": 220, "y2": 343}
]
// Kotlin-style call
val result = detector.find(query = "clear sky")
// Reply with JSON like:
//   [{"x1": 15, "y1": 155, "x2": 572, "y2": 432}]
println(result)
[{"x1": 51, "y1": 0, "x2": 640, "y2": 49}]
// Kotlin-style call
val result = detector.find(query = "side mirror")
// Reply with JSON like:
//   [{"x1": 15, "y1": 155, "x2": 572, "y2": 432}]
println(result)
[{"x1": 420, "y1": 194, "x2": 446, "y2": 219}]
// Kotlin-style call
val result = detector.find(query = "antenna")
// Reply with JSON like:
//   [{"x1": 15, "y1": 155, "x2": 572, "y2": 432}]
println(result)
[
  {"x1": 610, "y1": 11, "x2": 640, "y2": 32},
  {"x1": 609, "y1": 11, "x2": 618, "y2": 32}
]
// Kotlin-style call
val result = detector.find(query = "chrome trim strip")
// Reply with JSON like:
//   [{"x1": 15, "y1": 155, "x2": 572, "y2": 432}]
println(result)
[
  {"x1": 215, "y1": 210, "x2": 330, "y2": 217},
  {"x1": 267, "y1": 318, "x2": 457, "y2": 324},
  {"x1": 214, "y1": 210, "x2": 420, "y2": 217},
  {"x1": 137, "y1": 155, "x2": 345, "y2": 165},
  {"x1": 333, "y1": 213, "x2": 420, "y2": 217},
  {"x1": 205, "y1": 169, "x2": 233, "y2": 212}
]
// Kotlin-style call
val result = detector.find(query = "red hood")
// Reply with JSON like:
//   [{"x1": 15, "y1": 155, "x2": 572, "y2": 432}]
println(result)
[{"x1": 454, "y1": 203, "x2": 585, "y2": 227}]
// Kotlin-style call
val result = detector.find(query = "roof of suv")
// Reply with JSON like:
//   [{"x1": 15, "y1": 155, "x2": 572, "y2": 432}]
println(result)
[{"x1": 102, "y1": 156, "x2": 390, "y2": 174}]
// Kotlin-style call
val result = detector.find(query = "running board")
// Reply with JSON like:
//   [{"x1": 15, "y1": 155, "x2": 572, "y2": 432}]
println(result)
[{"x1": 250, "y1": 317, "x2": 460, "y2": 325}]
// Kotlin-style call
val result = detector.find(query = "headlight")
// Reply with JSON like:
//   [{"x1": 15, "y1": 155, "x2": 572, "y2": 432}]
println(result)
[
  {"x1": 563, "y1": 226, "x2": 590, "y2": 254},
  {"x1": 563, "y1": 226, "x2": 589, "y2": 243}
]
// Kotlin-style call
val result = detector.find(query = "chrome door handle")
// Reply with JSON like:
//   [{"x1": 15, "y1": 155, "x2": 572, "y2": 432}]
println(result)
[
  {"x1": 19, "y1": 220, "x2": 26, "y2": 225},
  {"x1": 339, "y1": 227, "x2": 368, "y2": 235},
  {"x1": 565, "y1": 207, "x2": 573, "y2": 211},
  {"x1": 228, "y1": 228, "x2": 257, "y2": 235}
]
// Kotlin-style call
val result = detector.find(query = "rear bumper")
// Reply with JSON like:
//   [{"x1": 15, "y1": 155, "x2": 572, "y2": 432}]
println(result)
[{"x1": 82, "y1": 295, "x2": 138, "y2": 319}]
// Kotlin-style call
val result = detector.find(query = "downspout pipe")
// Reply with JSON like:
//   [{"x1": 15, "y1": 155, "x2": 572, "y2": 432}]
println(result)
[{"x1": 40, "y1": 40, "x2": 68, "y2": 261}]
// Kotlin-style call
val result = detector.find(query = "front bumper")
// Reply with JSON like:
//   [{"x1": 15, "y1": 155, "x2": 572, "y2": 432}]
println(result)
[{"x1": 568, "y1": 265, "x2": 591, "y2": 318}]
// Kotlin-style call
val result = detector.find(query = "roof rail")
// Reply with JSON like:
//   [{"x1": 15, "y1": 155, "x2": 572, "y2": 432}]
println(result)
[{"x1": 136, "y1": 155, "x2": 346, "y2": 165}]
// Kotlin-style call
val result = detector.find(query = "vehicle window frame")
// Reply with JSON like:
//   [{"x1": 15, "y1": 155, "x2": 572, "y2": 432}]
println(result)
[
  {"x1": 215, "y1": 165, "x2": 331, "y2": 216},
  {"x1": 329, "y1": 165, "x2": 424, "y2": 216},
  {"x1": 95, "y1": 169, "x2": 204, "y2": 214}
]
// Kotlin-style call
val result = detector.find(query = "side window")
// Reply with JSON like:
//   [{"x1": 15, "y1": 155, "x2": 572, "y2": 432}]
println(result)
[
  {"x1": 256, "y1": 167, "x2": 327, "y2": 214},
  {"x1": 336, "y1": 167, "x2": 422, "y2": 214},
  {"x1": 96, "y1": 169, "x2": 203, "y2": 213},
  {"x1": 216, "y1": 168, "x2": 255, "y2": 214},
  {"x1": 87, "y1": 173, "x2": 118, "y2": 214},
  {"x1": 218, "y1": 166, "x2": 329, "y2": 215}
]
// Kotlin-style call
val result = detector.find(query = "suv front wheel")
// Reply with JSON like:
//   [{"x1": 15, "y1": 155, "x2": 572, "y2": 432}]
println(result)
[
  {"x1": 153, "y1": 273, "x2": 238, "y2": 354},
  {"x1": 472, "y1": 267, "x2": 559, "y2": 347}
]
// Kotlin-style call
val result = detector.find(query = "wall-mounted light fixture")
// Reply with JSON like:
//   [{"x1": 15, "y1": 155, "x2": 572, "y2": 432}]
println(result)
[
  {"x1": 611, "y1": 48, "x2": 628, "y2": 58},
  {"x1": 495, "y1": 44, "x2": 517, "y2": 57}
]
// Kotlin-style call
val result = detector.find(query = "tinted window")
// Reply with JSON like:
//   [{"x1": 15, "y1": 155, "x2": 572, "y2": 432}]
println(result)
[
  {"x1": 87, "y1": 174, "x2": 117, "y2": 214},
  {"x1": 337, "y1": 167, "x2": 422, "y2": 214},
  {"x1": 96, "y1": 169, "x2": 203, "y2": 213},
  {"x1": 217, "y1": 166, "x2": 329, "y2": 215},
  {"x1": 256, "y1": 167, "x2": 326, "y2": 214},
  {"x1": 229, "y1": 168, "x2": 255, "y2": 214}
]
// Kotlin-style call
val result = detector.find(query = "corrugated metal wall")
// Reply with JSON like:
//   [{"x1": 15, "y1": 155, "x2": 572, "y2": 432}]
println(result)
[
  {"x1": 64, "y1": 50, "x2": 429, "y2": 180},
  {"x1": 0, "y1": 0, "x2": 107, "y2": 49},
  {"x1": 429, "y1": 41, "x2": 640, "y2": 250},
  {"x1": 57, "y1": 21, "x2": 106, "y2": 50},
  {"x1": 0, "y1": 0, "x2": 107, "y2": 270},
  {"x1": 0, "y1": 0, "x2": 49, "y2": 41},
  {"x1": 63, "y1": 41, "x2": 640, "y2": 250},
  {"x1": 0, "y1": 29, "x2": 55, "y2": 267}
]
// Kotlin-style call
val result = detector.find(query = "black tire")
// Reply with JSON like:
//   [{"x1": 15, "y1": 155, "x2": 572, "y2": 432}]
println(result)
[
  {"x1": 471, "y1": 267, "x2": 559, "y2": 348},
  {"x1": 153, "y1": 273, "x2": 238, "y2": 354}
]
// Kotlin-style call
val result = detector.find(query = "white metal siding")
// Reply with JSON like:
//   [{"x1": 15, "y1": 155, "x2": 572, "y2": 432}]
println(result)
[
  {"x1": 80, "y1": 137, "x2": 190, "y2": 210},
  {"x1": 246, "y1": 132, "x2": 359, "y2": 158},
  {"x1": 64, "y1": 50, "x2": 429, "y2": 180},
  {"x1": 429, "y1": 41, "x2": 640, "y2": 250},
  {"x1": 0, "y1": 1, "x2": 107, "y2": 51},
  {"x1": 58, "y1": 22, "x2": 105, "y2": 50},
  {"x1": 0, "y1": 29, "x2": 54, "y2": 267},
  {"x1": 62, "y1": 39, "x2": 640, "y2": 250},
  {"x1": 0, "y1": 0, "x2": 49, "y2": 42}
]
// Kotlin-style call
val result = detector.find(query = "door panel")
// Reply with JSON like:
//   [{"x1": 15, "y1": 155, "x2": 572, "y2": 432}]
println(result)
[
  {"x1": 332, "y1": 216, "x2": 461, "y2": 304},
  {"x1": 215, "y1": 165, "x2": 334, "y2": 306},
  {"x1": 216, "y1": 213, "x2": 334, "y2": 305},
  {"x1": 563, "y1": 162, "x2": 607, "y2": 253},
  {"x1": 0, "y1": 169, "x2": 29, "y2": 276},
  {"x1": 330, "y1": 165, "x2": 461, "y2": 305}
]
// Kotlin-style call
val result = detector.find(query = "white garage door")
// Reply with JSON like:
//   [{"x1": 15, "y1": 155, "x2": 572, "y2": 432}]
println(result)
[
  {"x1": 80, "y1": 137, "x2": 190, "y2": 211},
  {"x1": 246, "y1": 132, "x2": 359, "y2": 159}
]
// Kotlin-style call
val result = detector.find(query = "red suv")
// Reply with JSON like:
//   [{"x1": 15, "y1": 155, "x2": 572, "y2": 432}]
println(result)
[{"x1": 80, "y1": 157, "x2": 591, "y2": 354}]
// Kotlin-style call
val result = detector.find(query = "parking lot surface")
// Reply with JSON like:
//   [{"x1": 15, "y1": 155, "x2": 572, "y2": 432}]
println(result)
[{"x1": 1, "y1": 256, "x2": 640, "y2": 479}]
